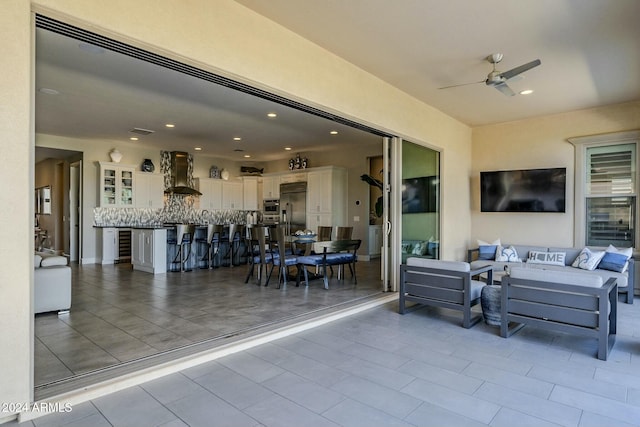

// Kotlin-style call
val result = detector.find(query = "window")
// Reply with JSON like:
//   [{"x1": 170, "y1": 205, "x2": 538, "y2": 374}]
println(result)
[
  {"x1": 585, "y1": 144, "x2": 635, "y2": 247},
  {"x1": 570, "y1": 131, "x2": 639, "y2": 249}
]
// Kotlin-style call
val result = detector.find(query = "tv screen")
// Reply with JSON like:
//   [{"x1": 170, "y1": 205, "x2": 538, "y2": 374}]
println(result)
[
  {"x1": 481, "y1": 168, "x2": 566, "y2": 213},
  {"x1": 402, "y1": 176, "x2": 438, "y2": 213}
]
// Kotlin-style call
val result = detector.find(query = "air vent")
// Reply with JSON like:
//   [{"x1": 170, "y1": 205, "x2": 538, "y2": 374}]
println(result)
[{"x1": 130, "y1": 128, "x2": 155, "y2": 135}]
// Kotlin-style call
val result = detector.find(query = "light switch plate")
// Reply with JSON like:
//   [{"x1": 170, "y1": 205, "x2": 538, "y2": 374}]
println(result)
[{"x1": 354, "y1": 216, "x2": 360, "y2": 222}]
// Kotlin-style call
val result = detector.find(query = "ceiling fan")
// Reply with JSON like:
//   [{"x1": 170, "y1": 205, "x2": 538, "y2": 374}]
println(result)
[{"x1": 439, "y1": 53, "x2": 541, "y2": 96}]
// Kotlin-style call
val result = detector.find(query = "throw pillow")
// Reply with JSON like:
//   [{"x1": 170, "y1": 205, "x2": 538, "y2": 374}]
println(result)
[
  {"x1": 411, "y1": 241, "x2": 427, "y2": 256},
  {"x1": 477, "y1": 238, "x2": 500, "y2": 260},
  {"x1": 571, "y1": 248, "x2": 606, "y2": 271},
  {"x1": 401, "y1": 242, "x2": 413, "y2": 254},
  {"x1": 527, "y1": 251, "x2": 566, "y2": 266},
  {"x1": 495, "y1": 245, "x2": 519, "y2": 262},
  {"x1": 598, "y1": 244, "x2": 633, "y2": 273}
]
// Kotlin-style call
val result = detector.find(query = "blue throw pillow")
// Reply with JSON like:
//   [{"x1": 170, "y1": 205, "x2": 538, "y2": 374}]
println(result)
[
  {"x1": 477, "y1": 239, "x2": 500, "y2": 260},
  {"x1": 598, "y1": 245, "x2": 632, "y2": 273}
]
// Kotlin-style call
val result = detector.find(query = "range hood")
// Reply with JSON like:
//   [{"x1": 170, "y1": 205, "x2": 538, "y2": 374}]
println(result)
[{"x1": 165, "y1": 151, "x2": 202, "y2": 196}]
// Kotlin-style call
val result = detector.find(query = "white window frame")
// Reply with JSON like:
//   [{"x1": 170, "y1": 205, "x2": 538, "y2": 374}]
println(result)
[{"x1": 569, "y1": 130, "x2": 640, "y2": 248}]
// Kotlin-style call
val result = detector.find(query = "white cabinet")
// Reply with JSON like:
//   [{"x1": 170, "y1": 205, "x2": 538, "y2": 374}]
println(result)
[
  {"x1": 280, "y1": 171, "x2": 307, "y2": 184},
  {"x1": 306, "y1": 166, "x2": 347, "y2": 229},
  {"x1": 99, "y1": 162, "x2": 135, "y2": 207},
  {"x1": 135, "y1": 173, "x2": 165, "y2": 208},
  {"x1": 242, "y1": 176, "x2": 259, "y2": 211},
  {"x1": 262, "y1": 175, "x2": 281, "y2": 199},
  {"x1": 368, "y1": 225, "x2": 382, "y2": 256},
  {"x1": 132, "y1": 228, "x2": 167, "y2": 274},
  {"x1": 195, "y1": 178, "x2": 223, "y2": 210},
  {"x1": 97, "y1": 227, "x2": 117, "y2": 264},
  {"x1": 222, "y1": 180, "x2": 243, "y2": 210}
]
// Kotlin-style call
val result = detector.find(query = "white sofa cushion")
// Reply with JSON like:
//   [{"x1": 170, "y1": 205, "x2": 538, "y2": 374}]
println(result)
[
  {"x1": 34, "y1": 254, "x2": 42, "y2": 268},
  {"x1": 40, "y1": 255, "x2": 68, "y2": 267},
  {"x1": 510, "y1": 266, "x2": 604, "y2": 288}
]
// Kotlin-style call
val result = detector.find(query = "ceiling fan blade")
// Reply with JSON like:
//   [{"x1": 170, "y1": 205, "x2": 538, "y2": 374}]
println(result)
[
  {"x1": 494, "y1": 82, "x2": 516, "y2": 96},
  {"x1": 438, "y1": 80, "x2": 484, "y2": 90},
  {"x1": 500, "y1": 59, "x2": 541, "y2": 80}
]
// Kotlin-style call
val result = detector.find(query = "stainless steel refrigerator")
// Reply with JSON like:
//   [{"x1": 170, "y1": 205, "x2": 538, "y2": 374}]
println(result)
[{"x1": 280, "y1": 181, "x2": 307, "y2": 235}]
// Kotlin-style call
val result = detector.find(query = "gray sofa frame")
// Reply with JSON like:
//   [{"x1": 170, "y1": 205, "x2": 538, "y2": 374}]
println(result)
[
  {"x1": 500, "y1": 274, "x2": 617, "y2": 360},
  {"x1": 399, "y1": 262, "x2": 492, "y2": 328}
]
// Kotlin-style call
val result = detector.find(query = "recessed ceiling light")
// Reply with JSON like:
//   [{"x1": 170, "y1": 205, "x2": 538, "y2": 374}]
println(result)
[
  {"x1": 519, "y1": 89, "x2": 534, "y2": 95},
  {"x1": 129, "y1": 137, "x2": 139, "y2": 141},
  {"x1": 39, "y1": 88, "x2": 59, "y2": 95},
  {"x1": 284, "y1": 147, "x2": 292, "y2": 151},
  {"x1": 233, "y1": 137, "x2": 242, "y2": 141},
  {"x1": 267, "y1": 112, "x2": 277, "y2": 118},
  {"x1": 330, "y1": 131, "x2": 339, "y2": 135},
  {"x1": 194, "y1": 147, "x2": 202, "y2": 151},
  {"x1": 165, "y1": 123, "x2": 175, "y2": 128},
  {"x1": 244, "y1": 154, "x2": 251, "y2": 158}
]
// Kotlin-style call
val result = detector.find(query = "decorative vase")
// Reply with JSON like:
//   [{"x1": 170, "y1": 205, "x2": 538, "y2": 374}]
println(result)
[
  {"x1": 141, "y1": 158, "x2": 155, "y2": 172},
  {"x1": 481, "y1": 284, "x2": 501, "y2": 326},
  {"x1": 109, "y1": 149, "x2": 122, "y2": 163}
]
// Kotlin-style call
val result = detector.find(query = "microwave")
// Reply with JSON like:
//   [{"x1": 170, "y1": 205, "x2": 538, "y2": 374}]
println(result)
[{"x1": 263, "y1": 199, "x2": 280, "y2": 214}]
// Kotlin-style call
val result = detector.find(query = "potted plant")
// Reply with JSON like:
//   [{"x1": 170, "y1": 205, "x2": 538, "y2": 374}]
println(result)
[{"x1": 360, "y1": 174, "x2": 383, "y2": 224}]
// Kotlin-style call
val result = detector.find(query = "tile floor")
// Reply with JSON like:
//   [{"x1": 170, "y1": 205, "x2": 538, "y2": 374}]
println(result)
[
  {"x1": 34, "y1": 258, "x2": 384, "y2": 389},
  {"x1": 17, "y1": 292, "x2": 640, "y2": 426}
]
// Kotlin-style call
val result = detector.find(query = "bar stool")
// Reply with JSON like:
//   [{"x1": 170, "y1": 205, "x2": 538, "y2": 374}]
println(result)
[
  {"x1": 198, "y1": 224, "x2": 223, "y2": 269},
  {"x1": 171, "y1": 224, "x2": 196, "y2": 272},
  {"x1": 224, "y1": 224, "x2": 246, "y2": 266}
]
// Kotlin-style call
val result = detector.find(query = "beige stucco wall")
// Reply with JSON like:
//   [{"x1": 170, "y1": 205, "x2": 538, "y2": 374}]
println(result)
[
  {"x1": 471, "y1": 101, "x2": 640, "y2": 247},
  {"x1": 1, "y1": 0, "x2": 472, "y2": 415},
  {"x1": 1, "y1": 0, "x2": 33, "y2": 413}
]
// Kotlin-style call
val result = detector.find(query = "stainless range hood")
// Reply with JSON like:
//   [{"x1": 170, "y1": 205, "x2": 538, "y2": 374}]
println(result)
[{"x1": 165, "y1": 151, "x2": 202, "y2": 196}]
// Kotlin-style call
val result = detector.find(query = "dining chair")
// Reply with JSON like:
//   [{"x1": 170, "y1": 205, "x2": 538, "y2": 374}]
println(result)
[
  {"x1": 317, "y1": 226, "x2": 332, "y2": 241},
  {"x1": 336, "y1": 226, "x2": 353, "y2": 240},
  {"x1": 268, "y1": 225, "x2": 300, "y2": 288},
  {"x1": 244, "y1": 225, "x2": 271, "y2": 285}
]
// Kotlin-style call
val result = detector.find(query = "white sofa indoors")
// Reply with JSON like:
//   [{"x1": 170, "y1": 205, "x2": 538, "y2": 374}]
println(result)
[
  {"x1": 468, "y1": 240, "x2": 634, "y2": 304},
  {"x1": 34, "y1": 253, "x2": 71, "y2": 314}
]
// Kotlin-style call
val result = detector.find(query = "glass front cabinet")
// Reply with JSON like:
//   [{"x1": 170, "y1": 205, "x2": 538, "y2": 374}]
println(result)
[{"x1": 99, "y1": 162, "x2": 136, "y2": 207}]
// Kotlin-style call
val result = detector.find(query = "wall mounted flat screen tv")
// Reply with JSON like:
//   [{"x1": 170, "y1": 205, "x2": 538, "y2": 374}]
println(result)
[
  {"x1": 481, "y1": 168, "x2": 566, "y2": 213},
  {"x1": 402, "y1": 176, "x2": 438, "y2": 213}
]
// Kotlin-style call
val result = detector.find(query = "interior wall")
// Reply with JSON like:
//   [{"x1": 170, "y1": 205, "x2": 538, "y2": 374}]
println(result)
[{"x1": 471, "y1": 101, "x2": 640, "y2": 247}]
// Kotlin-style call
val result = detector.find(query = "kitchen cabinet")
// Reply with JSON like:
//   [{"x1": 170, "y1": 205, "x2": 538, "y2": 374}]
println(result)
[
  {"x1": 135, "y1": 172, "x2": 165, "y2": 208},
  {"x1": 195, "y1": 178, "x2": 223, "y2": 210},
  {"x1": 242, "y1": 176, "x2": 259, "y2": 211},
  {"x1": 306, "y1": 166, "x2": 347, "y2": 229},
  {"x1": 99, "y1": 162, "x2": 136, "y2": 207},
  {"x1": 222, "y1": 180, "x2": 243, "y2": 210},
  {"x1": 97, "y1": 227, "x2": 117, "y2": 264},
  {"x1": 280, "y1": 171, "x2": 307, "y2": 184},
  {"x1": 132, "y1": 228, "x2": 167, "y2": 274},
  {"x1": 262, "y1": 175, "x2": 281, "y2": 199}
]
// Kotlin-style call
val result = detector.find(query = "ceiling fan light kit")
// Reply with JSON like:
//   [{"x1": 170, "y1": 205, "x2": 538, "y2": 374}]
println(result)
[{"x1": 439, "y1": 53, "x2": 541, "y2": 96}]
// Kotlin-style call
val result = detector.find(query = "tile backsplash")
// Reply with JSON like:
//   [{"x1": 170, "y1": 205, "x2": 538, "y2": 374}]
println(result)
[{"x1": 94, "y1": 194, "x2": 249, "y2": 227}]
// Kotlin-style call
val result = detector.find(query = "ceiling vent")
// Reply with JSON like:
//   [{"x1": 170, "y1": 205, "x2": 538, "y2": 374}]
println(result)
[{"x1": 129, "y1": 127, "x2": 155, "y2": 135}]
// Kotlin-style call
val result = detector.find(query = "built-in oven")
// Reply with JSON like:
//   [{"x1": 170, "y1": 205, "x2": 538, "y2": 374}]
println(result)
[{"x1": 263, "y1": 199, "x2": 280, "y2": 224}]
